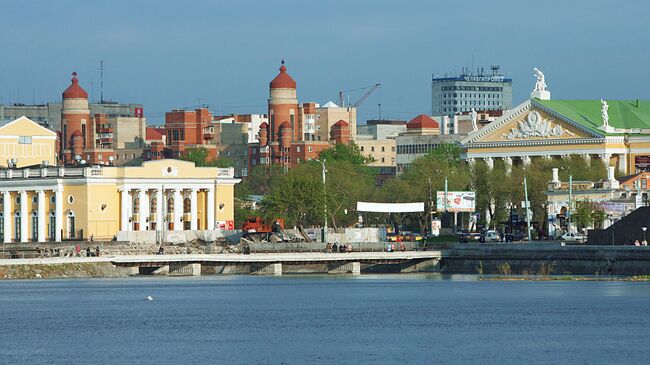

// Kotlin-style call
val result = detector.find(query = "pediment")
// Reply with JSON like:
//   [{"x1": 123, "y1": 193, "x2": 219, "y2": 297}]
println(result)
[{"x1": 464, "y1": 102, "x2": 600, "y2": 145}]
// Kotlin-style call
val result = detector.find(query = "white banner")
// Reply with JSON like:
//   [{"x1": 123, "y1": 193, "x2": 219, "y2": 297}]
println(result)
[
  {"x1": 436, "y1": 191, "x2": 476, "y2": 212},
  {"x1": 357, "y1": 202, "x2": 425, "y2": 213}
]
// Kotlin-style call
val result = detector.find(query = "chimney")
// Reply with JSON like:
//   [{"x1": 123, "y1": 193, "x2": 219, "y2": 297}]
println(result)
[
  {"x1": 608, "y1": 166, "x2": 620, "y2": 189},
  {"x1": 441, "y1": 116, "x2": 449, "y2": 135},
  {"x1": 551, "y1": 168, "x2": 560, "y2": 183}
]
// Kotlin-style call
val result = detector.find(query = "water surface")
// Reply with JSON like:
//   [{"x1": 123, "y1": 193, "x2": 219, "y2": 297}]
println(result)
[{"x1": 1, "y1": 274, "x2": 649, "y2": 364}]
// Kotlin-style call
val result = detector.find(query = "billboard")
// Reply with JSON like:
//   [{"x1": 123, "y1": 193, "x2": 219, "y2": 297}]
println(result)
[
  {"x1": 357, "y1": 202, "x2": 424, "y2": 213},
  {"x1": 436, "y1": 191, "x2": 476, "y2": 212}
]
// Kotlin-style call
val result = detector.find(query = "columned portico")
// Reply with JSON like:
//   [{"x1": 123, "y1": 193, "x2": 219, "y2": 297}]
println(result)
[
  {"x1": 138, "y1": 189, "x2": 147, "y2": 232},
  {"x1": 120, "y1": 189, "x2": 130, "y2": 231},
  {"x1": 3, "y1": 191, "x2": 11, "y2": 243},
  {"x1": 55, "y1": 189, "x2": 62, "y2": 242},
  {"x1": 20, "y1": 190, "x2": 28, "y2": 243},
  {"x1": 37, "y1": 190, "x2": 45, "y2": 243},
  {"x1": 155, "y1": 188, "x2": 163, "y2": 231},
  {"x1": 190, "y1": 188, "x2": 198, "y2": 230},
  {"x1": 173, "y1": 188, "x2": 182, "y2": 230},
  {"x1": 206, "y1": 187, "x2": 215, "y2": 230}
]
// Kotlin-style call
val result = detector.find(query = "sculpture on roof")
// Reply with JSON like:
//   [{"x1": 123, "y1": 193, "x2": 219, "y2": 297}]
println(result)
[
  {"x1": 533, "y1": 67, "x2": 547, "y2": 92},
  {"x1": 601, "y1": 99, "x2": 609, "y2": 127},
  {"x1": 470, "y1": 108, "x2": 478, "y2": 132},
  {"x1": 502, "y1": 111, "x2": 575, "y2": 140}
]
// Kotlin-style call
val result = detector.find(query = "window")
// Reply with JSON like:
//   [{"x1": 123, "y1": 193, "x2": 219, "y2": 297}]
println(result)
[
  {"x1": 19, "y1": 136, "x2": 32, "y2": 144},
  {"x1": 371, "y1": 147, "x2": 375, "y2": 152},
  {"x1": 360, "y1": 146, "x2": 364, "y2": 152},
  {"x1": 308, "y1": 146, "x2": 313, "y2": 152},
  {"x1": 296, "y1": 146, "x2": 301, "y2": 152},
  {"x1": 643, "y1": 178, "x2": 647, "y2": 189},
  {"x1": 98, "y1": 154, "x2": 103, "y2": 160},
  {"x1": 381, "y1": 146, "x2": 385, "y2": 152}
]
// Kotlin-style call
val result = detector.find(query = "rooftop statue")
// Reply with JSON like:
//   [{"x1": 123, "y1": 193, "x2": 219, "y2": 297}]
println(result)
[
  {"x1": 470, "y1": 108, "x2": 478, "y2": 132},
  {"x1": 533, "y1": 67, "x2": 547, "y2": 92},
  {"x1": 601, "y1": 99, "x2": 609, "y2": 127}
]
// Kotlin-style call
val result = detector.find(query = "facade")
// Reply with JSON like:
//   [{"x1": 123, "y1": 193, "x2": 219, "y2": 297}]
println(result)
[
  {"x1": 356, "y1": 137, "x2": 396, "y2": 167},
  {"x1": 214, "y1": 114, "x2": 267, "y2": 144},
  {"x1": 431, "y1": 66, "x2": 512, "y2": 116},
  {"x1": 0, "y1": 101, "x2": 142, "y2": 131},
  {"x1": 357, "y1": 119, "x2": 407, "y2": 140},
  {"x1": 395, "y1": 114, "x2": 466, "y2": 173},
  {"x1": 461, "y1": 69, "x2": 650, "y2": 175},
  {"x1": 164, "y1": 108, "x2": 214, "y2": 159},
  {"x1": 545, "y1": 167, "x2": 632, "y2": 238},
  {"x1": 0, "y1": 117, "x2": 57, "y2": 168},
  {"x1": 0, "y1": 159, "x2": 240, "y2": 242},
  {"x1": 249, "y1": 63, "x2": 353, "y2": 171}
]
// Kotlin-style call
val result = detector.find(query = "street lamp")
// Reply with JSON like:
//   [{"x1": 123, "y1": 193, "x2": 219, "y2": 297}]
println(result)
[{"x1": 315, "y1": 159, "x2": 327, "y2": 244}]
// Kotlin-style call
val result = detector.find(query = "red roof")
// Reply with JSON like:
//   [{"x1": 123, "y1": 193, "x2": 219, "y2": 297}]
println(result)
[
  {"x1": 407, "y1": 114, "x2": 439, "y2": 129},
  {"x1": 270, "y1": 63, "x2": 296, "y2": 89},
  {"x1": 62, "y1": 72, "x2": 88, "y2": 99},
  {"x1": 333, "y1": 119, "x2": 349, "y2": 127},
  {"x1": 279, "y1": 121, "x2": 291, "y2": 129},
  {"x1": 259, "y1": 121, "x2": 269, "y2": 128},
  {"x1": 71, "y1": 130, "x2": 83, "y2": 137},
  {"x1": 146, "y1": 127, "x2": 165, "y2": 140}
]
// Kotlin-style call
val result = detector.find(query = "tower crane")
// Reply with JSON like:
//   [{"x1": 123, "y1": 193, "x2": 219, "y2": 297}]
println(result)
[{"x1": 338, "y1": 83, "x2": 381, "y2": 108}]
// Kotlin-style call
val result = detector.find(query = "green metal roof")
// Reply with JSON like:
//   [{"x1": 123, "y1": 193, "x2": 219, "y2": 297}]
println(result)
[{"x1": 533, "y1": 99, "x2": 650, "y2": 135}]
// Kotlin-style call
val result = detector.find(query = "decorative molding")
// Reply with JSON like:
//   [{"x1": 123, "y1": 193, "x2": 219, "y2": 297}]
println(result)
[{"x1": 502, "y1": 111, "x2": 575, "y2": 140}]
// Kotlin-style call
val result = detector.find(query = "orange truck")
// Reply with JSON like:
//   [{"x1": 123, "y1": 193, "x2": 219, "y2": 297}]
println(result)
[{"x1": 242, "y1": 217, "x2": 285, "y2": 236}]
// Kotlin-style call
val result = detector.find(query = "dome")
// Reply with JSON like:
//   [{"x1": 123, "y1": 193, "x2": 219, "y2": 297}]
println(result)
[
  {"x1": 62, "y1": 72, "x2": 88, "y2": 99},
  {"x1": 407, "y1": 114, "x2": 439, "y2": 129},
  {"x1": 333, "y1": 119, "x2": 349, "y2": 127},
  {"x1": 269, "y1": 63, "x2": 296, "y2": 89},
  {"x1": 279, "y1": 121, "x2": 291, "y2": 129},
  {"x1": 71, "y1": 130, "x2": 83, "y2": 137},
  {"x1": 259, "y1": 121, "x2": 269, "y2": 128}
]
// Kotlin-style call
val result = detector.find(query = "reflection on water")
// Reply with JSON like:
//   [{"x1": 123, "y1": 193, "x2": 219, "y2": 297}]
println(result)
[{"x1": 1, "y1": 275, "x2": 649, "y2": 364}]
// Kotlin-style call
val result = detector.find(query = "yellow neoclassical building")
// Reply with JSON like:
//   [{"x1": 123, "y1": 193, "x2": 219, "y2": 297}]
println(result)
[
  {"x1": 0, "y1": 159, "x2": 240, "y2": 243},
  {"x1": 0, "y1": 116, "x2": 57, "y2": 168}
]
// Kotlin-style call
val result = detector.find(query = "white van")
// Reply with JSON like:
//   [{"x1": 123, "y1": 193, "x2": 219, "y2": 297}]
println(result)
[{"x1": 485, "y1": 230, "x2": 500, "y2": 242}]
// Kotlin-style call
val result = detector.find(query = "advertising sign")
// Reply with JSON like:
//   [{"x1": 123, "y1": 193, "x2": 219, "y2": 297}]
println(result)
[
  {"x1": 436, "y1": 191, "x2": 476, "y2": 212},
  {"x1": 431, "y1": 219, "x2": 441, "y2": 237}
]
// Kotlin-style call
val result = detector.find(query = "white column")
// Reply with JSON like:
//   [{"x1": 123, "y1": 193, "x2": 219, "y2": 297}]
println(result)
[
  {"x1": 155, "y1": 188, "x2": 163, "y2": 231},
  {"x1": 173, "y1": 188, "x2": 182, "y2": 231},
  {"x1": 190, "y1": 188, "x2": 198, "y2": 230},
  {"x1": 37, "y1": 190, "x2": 45, "y2": 243},
  {"x1": 138, "y1": 189, "x2": 146, "y2": 231},
  {"x1": 618, "y1": 153, "x2": 627, "y2": 174},
  {"x1": 3, "y1": 191, "x2": 11, "y2": 243},
  {"x1": 206, "y1": 187, "x2": 215, "y2": 230},
  {"x1": 20, "y1": 190, "x2": 28, "y2": 243},
  {"x1": 485, "y1": 157, "x2": 494, "y2": 170},
  {"x1": 55, "y1": 189, "x2": 62, "y2": 242},
  {"x1": 120, "y1": 188, "x2": 130, "y2": 231}
]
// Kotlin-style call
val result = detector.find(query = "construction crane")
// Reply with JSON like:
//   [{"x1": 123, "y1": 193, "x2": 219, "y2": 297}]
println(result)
[{"x1": 338, "y1": 83, "x2": 381, "y2": 108}]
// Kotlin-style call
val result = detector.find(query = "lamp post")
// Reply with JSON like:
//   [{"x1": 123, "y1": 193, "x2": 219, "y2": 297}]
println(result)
[{"x1": 316, "y1": 159, "x2": 327, "y2": 244}]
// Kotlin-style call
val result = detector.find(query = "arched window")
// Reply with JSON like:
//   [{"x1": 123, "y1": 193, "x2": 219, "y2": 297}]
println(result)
[
  {"x1": 167, "y1": 198, "x2": 174, "y2": 213},
  {"x1": 150, "y1": 197, "x2": 157, "y2": 215},
  {"x1": 133, "y1": 197, "x2": 139, "y2": 214},
  {"x1": 183, "y1": 198, "x2": 191, "y2": 214}
]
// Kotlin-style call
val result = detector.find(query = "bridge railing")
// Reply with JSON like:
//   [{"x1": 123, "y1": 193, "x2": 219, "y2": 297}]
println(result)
[{"x1": 246, "y1": 241, "x2": 426, "y2": 254}]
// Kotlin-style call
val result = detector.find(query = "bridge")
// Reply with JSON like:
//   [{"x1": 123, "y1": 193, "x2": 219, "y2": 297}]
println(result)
[{"x1": 0, "y1": 251, "x2": 442, "y2": 276}]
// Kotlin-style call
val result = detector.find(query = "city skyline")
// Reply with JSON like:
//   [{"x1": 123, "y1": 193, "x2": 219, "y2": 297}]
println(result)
[{"x1": 1, "y1": 0, "x2": 649, "y2": 123}]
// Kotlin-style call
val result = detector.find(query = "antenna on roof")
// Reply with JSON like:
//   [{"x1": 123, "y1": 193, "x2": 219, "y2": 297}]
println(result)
[
  {"x1": 100, "y1": 60, "x2": 104, "y2": 103},
  {"x1": 281, "y1": 59, "x2": 285, "y2": 65}
]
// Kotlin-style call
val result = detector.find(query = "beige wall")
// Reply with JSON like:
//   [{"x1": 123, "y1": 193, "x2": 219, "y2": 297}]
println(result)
[
  {"x1": 315, "y1": 107, "x2": 357, "y2": 142},
  {"x1": 356, "y1": 139, "x2": 396, "y2": 166},
  {"x1": 109, "y1": 117, "x2": 147, "y2": 149},
  {"x1": 0, "y1": 117, "x2": 57, "y2": 168}
]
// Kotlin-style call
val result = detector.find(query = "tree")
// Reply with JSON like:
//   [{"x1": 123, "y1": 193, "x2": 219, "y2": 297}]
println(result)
[
  {"x1": 318, "y1": 143, "x2": 373, "y2": 165},
  {"x1": 181, "y1": 147, "x2": 233, "y2": 167}
]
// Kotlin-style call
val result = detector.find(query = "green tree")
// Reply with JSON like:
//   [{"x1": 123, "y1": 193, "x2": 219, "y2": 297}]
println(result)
[
  {"x1": 181, "y1": 147, "x2": 233, "y2": 167},
  {"x1": 318, "y1": 143, "x2": 373, "y2": 165}
]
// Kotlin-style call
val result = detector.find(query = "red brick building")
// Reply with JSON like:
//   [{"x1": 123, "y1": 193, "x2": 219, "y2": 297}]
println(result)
[{"x1": 249, "y1": 62, "x2": 350, "y2": 170}]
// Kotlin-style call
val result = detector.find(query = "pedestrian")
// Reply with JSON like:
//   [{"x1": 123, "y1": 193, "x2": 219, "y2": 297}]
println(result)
[
  {"x1": 95, "y1": 246, "x2": 100, "y2": 257},
  {"x1": 86, "y1": 247, "x2": 91, "y2": 257},
  {"x1": 635, "y1": 240, "x2": 641, "y2": 246},
  {"x1": 347, "y1": 243, "x2": 352, "y2": 253},
  {"x1": 332, "y1": 243, "x2": 338, "y2": 253},
  {"x1": 75, "y1": 245, "x2": 81, "y2": 257},
  {"x1": 644, "y1": 240, "x2": 648, "y2": 246},
  {"x1": 400, "y1": 242, "x2": 406, "y2": 252}
]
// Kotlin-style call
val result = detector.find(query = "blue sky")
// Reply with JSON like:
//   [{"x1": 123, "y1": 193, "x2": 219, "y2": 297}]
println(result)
[{"x1": 1, "y1": 0, "x2": 649, "y2": 124}]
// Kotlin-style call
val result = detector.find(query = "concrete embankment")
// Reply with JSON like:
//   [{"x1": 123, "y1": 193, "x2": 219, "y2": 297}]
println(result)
[
  {"x1": 440, "y1": 243, "x2": 650, "y2": 276},
  {"x1": 0, "y1": 262, "x2": 130, "y2": 280}
]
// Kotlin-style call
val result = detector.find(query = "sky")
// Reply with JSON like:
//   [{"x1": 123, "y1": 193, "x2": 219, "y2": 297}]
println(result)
[{"x1": 1, "y1": 0, "x2": 649, "y2": 124}]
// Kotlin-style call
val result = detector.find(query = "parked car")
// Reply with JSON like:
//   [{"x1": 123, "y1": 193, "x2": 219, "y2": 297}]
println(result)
[
  {"x1": 485, "y1": 230, "x2": 500, "y2": 242},
  {"x1": 561, "y1": 232, "x2": 586, "y2": 242}
]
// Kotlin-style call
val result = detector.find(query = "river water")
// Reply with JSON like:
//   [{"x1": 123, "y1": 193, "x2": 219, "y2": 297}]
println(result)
[{"x1": 1, "y1": 275, "x2": 649, "y2": 364}]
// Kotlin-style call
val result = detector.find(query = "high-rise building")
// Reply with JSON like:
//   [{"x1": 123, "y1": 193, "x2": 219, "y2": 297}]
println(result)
[{"x1": 431, "y1": 65, "x2": 512, "y2": 116}]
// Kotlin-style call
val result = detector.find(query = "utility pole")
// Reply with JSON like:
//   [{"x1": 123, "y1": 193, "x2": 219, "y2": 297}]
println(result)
[
  {"x1": 524, "y1": 174, "x2": 532, "y2": 242},
  {"x1": 428, "y1": 177, "x2": 433, "y2": 235},
  {"x1": 568, "y1": 174, "x2": 573, "y2": 233},
  {"x1": 321, "y1": 159, "x2": 327, "y2": 244}
]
